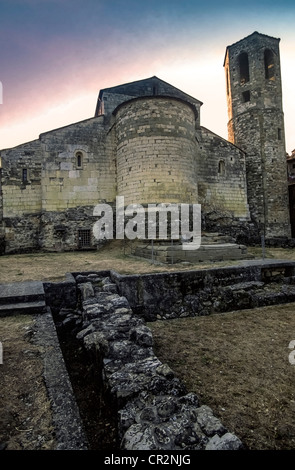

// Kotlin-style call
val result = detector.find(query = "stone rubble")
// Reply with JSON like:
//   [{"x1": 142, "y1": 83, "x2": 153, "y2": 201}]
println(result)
[{"x1": 60, "y1": 272, "x2": 244, "y2": 451}]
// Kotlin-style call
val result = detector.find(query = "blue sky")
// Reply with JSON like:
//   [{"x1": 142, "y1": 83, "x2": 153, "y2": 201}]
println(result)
[{"x1": 0, "y1": 0, "x2": 295, "y2": 151}]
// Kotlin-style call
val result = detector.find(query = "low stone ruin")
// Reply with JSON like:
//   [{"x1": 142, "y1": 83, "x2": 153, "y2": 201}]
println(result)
[
  {"x1": 132, "y1": 232, "x2": 250, "y2": 264},
  {"x1": 59, "y1": 272, "x2": 243, "y2": 450}
]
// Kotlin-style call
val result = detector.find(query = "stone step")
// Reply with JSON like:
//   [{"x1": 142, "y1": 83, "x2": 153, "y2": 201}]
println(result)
[
  {"x1": 201, "y1": 233, "x2": 236, "y2": 245},
  {"x1": 133, "y1": 243, "x2": 250, "y2": 264},
  {"x1": 0, "y1": 281, "x2": 45, "y2": 305},
  {"x1": 0, "y1": 300, "x2": 47, "y2": 317},
  {"x1": 0, "y1": 281, "x2": 46, "y2": 316}
]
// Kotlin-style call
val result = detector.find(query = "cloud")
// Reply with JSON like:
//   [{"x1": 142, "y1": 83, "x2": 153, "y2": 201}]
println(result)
[{"x1": 1, "y1": 0, "x2": 295, "y2": 151}]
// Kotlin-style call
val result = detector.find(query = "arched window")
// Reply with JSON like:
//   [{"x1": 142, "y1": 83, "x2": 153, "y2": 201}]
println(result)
[
  {"x1": 242, "y1": 90, "x2": 250, "y2": 103},
  {"x1": 76, "y1": 151, "x2": 83, "y2": 169},
  {"x1": 218, "y1": 160, "x2": 225, "y2": 176},
  {"x1": 226, "y1": 69, "x2": 230, "y2": 95},
  {"x1": 238, "y1": 52, "x2": 250, "y2": 84},
  {"x1": 278, "y1": 128, "x2": 282, "y2": 141},
  {"x1": 264, "y1": 49, "x2": 275, "y2": 80},
  {"x1": 22, "y1": 168, "x2": 28, "y2": 183}
]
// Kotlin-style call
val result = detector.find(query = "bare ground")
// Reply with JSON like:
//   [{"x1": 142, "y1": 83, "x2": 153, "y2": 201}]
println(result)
[
  {"x1": 1, "y1": 243, "x2": 295, "y2": 450},
  {"x1": 149, "y1": 304, "x2": 295, "y2": 450}
]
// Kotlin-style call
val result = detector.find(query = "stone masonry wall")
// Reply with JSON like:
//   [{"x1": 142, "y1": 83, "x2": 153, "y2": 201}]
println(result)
[
  {"x1": 67, "y1": 271, "x2": 243, "y2": 450},
  {"x1": 45, "y1": 263, "x2": 295, "y2": 449},
  {"x1": 4, "y1": 214, "x2": 41, "y2": 253},
  {"x1": 0, "y1": 163, "x2": 4, "y2": 253},
  {"x1": 115, "y1": 97, "x2": 199, "y2": 206},
  {"x1": 197, "y1": 127, "x2": 250, "y2": 220},
  {"x1": 39, "y1": 205, "x2": 111, "y2": 252},
  {"x1": 1, "y1": 140, "x2": 42, "y2": 218},
  {"x1": 40, "y1": 116, "x2": 116, "y2": 212},
  {"x1": 96, "y1": 77, "x2": 202, "y2": 127},
  {"x1": 36, "y1": 116, "x2": 117, "y2": 250},
  {"x1": 0, "y1": 140, "x2": 43, "y2": 252},
  {"x1": 0, "y1": 117, "x2": 117, "y2": 252},
  {"x1": 111, "y1": 262, "x2": 295, "y2": 321},
  {"x1": 1, "y1": 40, "x2": 291, "y2": 254},
  {"x1": 224, "y1": 32, "x2": 291, "y2": 238},
  {"x1": 98, "y1": 92, "x2": 135, "y2": 117}
]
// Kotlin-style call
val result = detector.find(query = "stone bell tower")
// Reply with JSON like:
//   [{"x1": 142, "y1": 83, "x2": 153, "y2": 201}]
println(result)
[{"x1": 224, "y1": 31, "x2": 291, "y2": 239}]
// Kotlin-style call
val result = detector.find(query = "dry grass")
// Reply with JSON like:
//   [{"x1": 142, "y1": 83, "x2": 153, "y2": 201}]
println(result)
[
  {"x1": 0, "y1": 241, "x2": 294, "y2": 284},
  {"x1": 0, "y1": 315, "x2": 55, "y2": 450},
  {"x1": 148, "y1": 304, "x2": 295, "y2": 450},
  {"x1": 0, "y1": 240, "x2": 240, "y2": 284}
]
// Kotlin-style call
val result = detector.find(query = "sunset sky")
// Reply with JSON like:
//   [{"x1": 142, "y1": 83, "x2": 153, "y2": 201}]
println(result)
[{"x1": 0, "y1": 0, "x2": 295, "y2": 153}]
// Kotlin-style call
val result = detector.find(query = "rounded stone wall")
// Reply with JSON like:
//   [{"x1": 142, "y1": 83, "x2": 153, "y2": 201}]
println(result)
[{"x1": 115, "y1": 97, "x2": 198, "y2": 206}]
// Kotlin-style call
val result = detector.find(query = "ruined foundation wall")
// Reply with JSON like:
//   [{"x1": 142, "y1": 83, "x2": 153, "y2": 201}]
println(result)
[
  {"x1": 66, "y1": 271, "x2": 243, "y2": 450},
  {"x1": 112, "y1": 262, "x2": 295, "y2": 321},
  {"x1": 43, "y1": 264, "x2": 295, "y2": 449}
]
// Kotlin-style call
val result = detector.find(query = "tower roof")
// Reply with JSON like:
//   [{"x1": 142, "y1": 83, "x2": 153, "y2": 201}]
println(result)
[
  {"x1": 95, "y1": 76, "x2": 202, "y2": 117},
  {"x1": 223, "y1": 31, "x2": 280, "y2": 66}
]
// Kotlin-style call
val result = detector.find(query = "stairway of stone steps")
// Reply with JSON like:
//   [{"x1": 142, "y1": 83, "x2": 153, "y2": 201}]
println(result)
[
  {"x1": 131, "y1": 231, "x2": 249, "y2": 264},
  {"x1": 200, "y1": 232, "x2": 236, "y2": 245},
  {"x1": 0, "y1": 280, "x2": 47, "y2": 316}
]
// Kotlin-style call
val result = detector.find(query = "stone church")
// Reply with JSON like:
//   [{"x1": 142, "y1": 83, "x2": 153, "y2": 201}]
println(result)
[{"x1": 0, "y1": 31, "x2": 291, "y2": 254}]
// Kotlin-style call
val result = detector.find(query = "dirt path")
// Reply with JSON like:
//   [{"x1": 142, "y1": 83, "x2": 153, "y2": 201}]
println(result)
[{"x1": 0, "y1": 315, "x2": 55, "y2": 450}]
